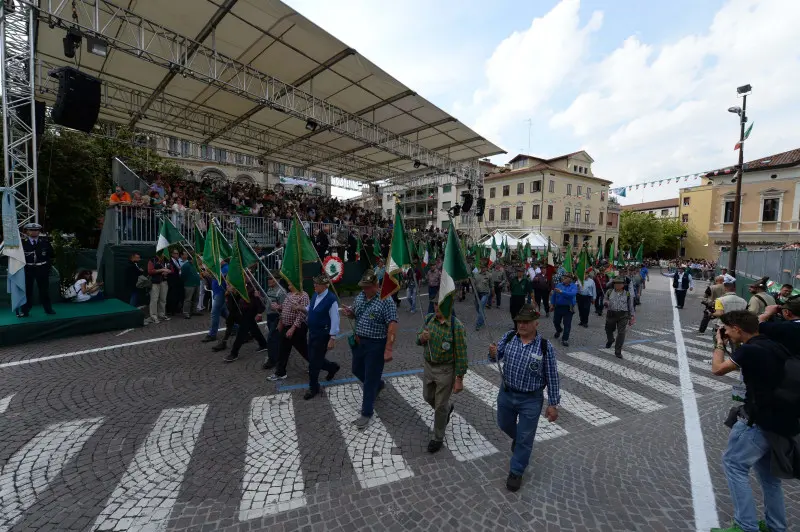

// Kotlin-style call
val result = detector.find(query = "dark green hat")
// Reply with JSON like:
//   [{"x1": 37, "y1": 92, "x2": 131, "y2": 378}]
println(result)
[
  {"x1": 513, "y1": 304, "x2": 540, "y2": 322},
  {"x1": 359, "y1": 270, "x2": 379, "y2": 286},
  {"x1": 613, "y1": 277, "x2": 625, "y2": 284},
  {"x1": 312, "y1": 273, "x2": 330, "y2": 285}
]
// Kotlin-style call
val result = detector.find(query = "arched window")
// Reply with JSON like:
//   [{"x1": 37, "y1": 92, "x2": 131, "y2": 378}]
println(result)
[
  {"x1": 312, "y1": 187, "x2": 323, "y2": 196},
  {"x1": 294, "y1": 185, "x2": 304, "y2": 193}
]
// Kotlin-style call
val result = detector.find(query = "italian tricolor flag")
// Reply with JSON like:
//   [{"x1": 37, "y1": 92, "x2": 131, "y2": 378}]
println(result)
[
  {"x1": 734, "y1": 122, "x2": 753, "y2": 150},
  {"x1": 439, "y1": 223, "x2": 471, "y2": 319},
  {"x1": 488, "y1": 235, "x2": 498, "y2": 266},
  {"x1": 380, "y1": 210, "x2": 412, "y2": 300}
]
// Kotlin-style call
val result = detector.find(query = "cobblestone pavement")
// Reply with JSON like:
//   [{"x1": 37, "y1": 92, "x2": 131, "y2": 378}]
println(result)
[{"x1": 1, "y1": 272, "x2": 798, "y2": 531}]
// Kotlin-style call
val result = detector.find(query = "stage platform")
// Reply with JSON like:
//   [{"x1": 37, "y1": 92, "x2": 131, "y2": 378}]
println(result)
[{"x1": 0, "y1": 300, "x2": 143, "y2": 347}]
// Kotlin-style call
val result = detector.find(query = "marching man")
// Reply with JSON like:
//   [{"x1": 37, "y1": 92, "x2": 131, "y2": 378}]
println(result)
[
  {"x1": 416, "y1": 300, "x2": 468, "y2": 453},
  {"x1": 341, "y1": 271, "x2": 398, "y2": 429},
  {"x1": 488, "y1": 304, "x2": 560, "y2": 492}
]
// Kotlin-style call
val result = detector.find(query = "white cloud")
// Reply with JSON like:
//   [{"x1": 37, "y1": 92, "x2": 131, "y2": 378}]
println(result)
[
  {"x1": 549, "y1": 0, "x2": 800, "y2": 199},
  {"x1": 465, "y1": 0, "x2": 603, "y2": 145}
]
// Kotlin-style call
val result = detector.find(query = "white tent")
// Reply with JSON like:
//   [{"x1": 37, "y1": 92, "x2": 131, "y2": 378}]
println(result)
[{"x1": 478, "y1": 230, "x2": 557, "y2": 251}]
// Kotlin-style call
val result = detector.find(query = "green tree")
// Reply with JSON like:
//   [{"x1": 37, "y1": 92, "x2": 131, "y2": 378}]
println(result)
[
  {"x1": 657, "y1": 217, "x2": 687, "y2": 255},
  {"x1": 619, "y1": 211, "x2": 663, "y2": 256}
]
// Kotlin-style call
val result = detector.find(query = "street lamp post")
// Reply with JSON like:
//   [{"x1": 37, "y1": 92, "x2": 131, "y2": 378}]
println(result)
[{"x1": 727, "y1": 84, "x2": 752, "y2": 274}]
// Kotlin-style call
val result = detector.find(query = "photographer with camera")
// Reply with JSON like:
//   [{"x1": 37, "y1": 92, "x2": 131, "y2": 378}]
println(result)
[
  {"x1": 699, "y1": 275, "x2": 725, "y2": 333},
  {"x1": 758, "y1": 298, "x2": 800, "y2": 357},
  {"x1": 710, "y1": 310, "x2": 799, "y2": 532}
]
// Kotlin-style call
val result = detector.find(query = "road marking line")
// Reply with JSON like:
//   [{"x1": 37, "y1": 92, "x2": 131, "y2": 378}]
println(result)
[
  {"x1": 480, "y1": 365, "x2": 617, "y2": 430},
  {"x1": 605, "y1": 347, "x2": 728, "y2": 391},
  {"x1": 239, "y1": 395, "x2": 306, "y2": 521},
  {"x1": 670, "y1": 288, "x2": 719, "y2": 530},
  {"x1": 0, "y1": 323, "x2": 266, "y2": 370},
  {"x1": 567, "y1": 351, "x2": 690, "y2": 399},
  {"x1": 682, "y1": 337, "x2": 713, "y2": 348},
  {"x1": 115, "y1": 329, "x2": 133, "y2": 337},
  {"x1": 556, "y1": 361, "x2": 664, "y2": 413},
  {"x1": 630, "y1": 330, "x2": 655, "y2": 337},
  {"x1": 654, "y1": 342, "x2": 738, "y2": 379},
  {"x1": 643, "y1": 328, "x2": 671, "y2": 335},
  {"x1": 0, "y1": 417, "x2": 104, "y2": 532},
  {"x1": 391, "y1": 375, "x2": 499, "y2": 460},
  {"x1": 92, "y1": 405, "x2": 209, "y2": 532},
  {"x1": 0, "y1": 394, "x2": 13, "y2": 415},
  {"x1": 327, "y1": 384, "x2": 413, "y2": 489}
]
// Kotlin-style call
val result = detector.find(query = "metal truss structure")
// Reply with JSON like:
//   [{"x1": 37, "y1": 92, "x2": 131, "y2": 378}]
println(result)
[
  {"x1": 1, "y1": 0, "x2": 38, "y2": 226},
  {"x1": 32, "y1": 0, "x2": 482, "y2": 182}
]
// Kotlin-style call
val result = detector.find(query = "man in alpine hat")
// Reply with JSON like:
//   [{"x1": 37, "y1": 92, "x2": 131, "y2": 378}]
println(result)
[{"x1": 297, "y1": 274, "x2": 341, "y2": 400}]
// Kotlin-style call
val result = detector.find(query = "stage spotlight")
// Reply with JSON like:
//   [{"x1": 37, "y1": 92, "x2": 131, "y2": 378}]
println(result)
[
  {"x1": 86, "y1": 35, "x2": 108, "y2": 57},
  {"x1": 413, "y1": 159, "x2": 421, "y2": 168},
  {"x1": 62, "y1": 28, "x2": 82, "y2": 59},
  {"x1": 737, "y1": 84, "x2": 752, "y2": 95},
  {"x1": 461, "y1": 191, "x2": 473, "y2": 212},
  {"x1": 305, "y1": 119, "x2": 318, "y2": 132}
]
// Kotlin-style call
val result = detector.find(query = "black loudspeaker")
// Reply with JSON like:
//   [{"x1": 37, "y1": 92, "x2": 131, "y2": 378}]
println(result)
[
  {"x1": 475, "y1": 197, "x2": 486, "y2": 217},
  {"x1": 16, "y1": 99, "x2": 45, "y2": 145},
  {"x1": 461, "y1": 192, "x2": 473, "y2": 212},
  {"x1": 49, "y1": 67, "x2": 101, "y2": 133}
]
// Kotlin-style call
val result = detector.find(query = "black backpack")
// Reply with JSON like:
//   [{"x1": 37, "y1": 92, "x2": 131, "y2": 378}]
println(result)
[{"x1": 774, "y1": 352, "x2": 800, "y2": 417}]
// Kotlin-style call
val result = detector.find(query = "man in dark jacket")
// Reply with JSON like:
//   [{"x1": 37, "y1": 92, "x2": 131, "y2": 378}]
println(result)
[{"x1": 126, "y1": 252, "x2": 143, "y2": 307}]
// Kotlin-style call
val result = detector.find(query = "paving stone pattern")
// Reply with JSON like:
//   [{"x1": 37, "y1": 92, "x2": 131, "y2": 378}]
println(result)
[{"x1": 1, "y1": 273, "x2": 798, "y2": 530}]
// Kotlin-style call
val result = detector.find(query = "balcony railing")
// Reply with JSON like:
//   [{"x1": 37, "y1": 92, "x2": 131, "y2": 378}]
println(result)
[
  {"x1": 563, "y1": 220, "x2": 597, "y2": 232},
  {"x1": 485, "y1": 219, "x2": 523, "y2": 228}
]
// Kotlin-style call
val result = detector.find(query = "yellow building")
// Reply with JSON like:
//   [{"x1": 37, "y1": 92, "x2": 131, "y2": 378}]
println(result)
[
  {"x1": 678, "y1": 185, "x2": 714, "y2": 260},
  {"x1": 456, "y1": 151, "x2": 620, "y2": 254},
  {"x1": 679, "y1": 147, "x2": 800, "y2": 261}
]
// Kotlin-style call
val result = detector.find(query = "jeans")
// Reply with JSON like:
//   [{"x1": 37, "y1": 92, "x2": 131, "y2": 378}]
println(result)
[
  {"x1": 308, "y1": 333, "x2": 339, "y2": 393},
  {"x1": 209, "y1": 292, "x2": 229, "y2": 337},
  {"x1": 352, "y1": 337, "x2": 386, "y2": 417},
  {"x1": 576, "y1": 294, "x2": 592, "y2": 325},
  {"x1": 264, "y1": 314, "x2": 280, "y2": 365},
  {"x1": 553, "y1": 304, "x2": 573, "y2": 341},
  {"x1": 496, "y1": 386, "x2": 544, "y2": 476},
  {"x1": 129, "y1": 290, "x2": 139, "y2": 307},
  {"x1": 722, "y1": 421, "x2": 786, "y2": 532},
  {"x1": 474, "y1": 292, "x2": 489, "y2": 329},
  {"x1": 427, "y1": 286, "x2": 439, "y2": 315},
  {"x1": 407, "y1": 282, "x2": 417, "y2": 313}
]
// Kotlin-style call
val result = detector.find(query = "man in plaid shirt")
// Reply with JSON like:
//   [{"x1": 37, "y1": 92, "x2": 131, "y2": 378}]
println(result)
[
  {"x1": 489, "y1": 304, "x2": 560, "y2": 492},
  {"x1": 342, "y1": 270, "x2": 398, "y2": 429},
  {"x1": 416, "y1": 300, "x2": 467, "y2": 453}
]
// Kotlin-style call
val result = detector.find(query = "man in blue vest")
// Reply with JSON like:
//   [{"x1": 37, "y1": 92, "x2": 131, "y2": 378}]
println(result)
[
  {"x1": 673, "y1": 264, "x2": 694, "y2": 309},
  {"x1": 299, "y1": 274, "x2": 341, "y2": 400}
]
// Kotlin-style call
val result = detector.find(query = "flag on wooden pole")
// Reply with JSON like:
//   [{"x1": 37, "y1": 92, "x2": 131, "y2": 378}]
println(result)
[
  {"x1": 439, "y1": 223, "x2": 471, "y2": 319},
  {"x1": 380, "y1": 210, "x2": 412, "y2": 300},
  {"x1": 280, "y1": 215, "x2": 319, "y2": 292}
]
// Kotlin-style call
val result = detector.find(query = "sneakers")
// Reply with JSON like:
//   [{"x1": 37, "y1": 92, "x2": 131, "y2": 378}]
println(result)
[
  {"x1": 326, "y1": 363, "x2": 340, "y2": 382},
  {"x1": 303, "y1": 389, "x2": 319, "y2": 400},
  {"x1": 266, "y1": 374, "x2": 287, "y2": 382},
  {"x1": 561, "y1": 340, "x2": 569, "y2": 347},
  {"x1": 201, "y1": 335, "x2": 217, "y2": 343},
  {"x1": 212, "y1": 340, "x2": 228, "y2": 352},
  {"x1": 262, "y1": 360, "x2": 277, "y2": 370},
  {"x1": 223, "y1": 353, "x2": 239, "y2": 363},
  {"x1": 427, "y1": 439, "x2": 443, "y2": 453},
  {"x1": 506, "y1": 473, "x2": 522, "y2": 492},
  {"x1": 605, "y1": 339, "x2": 614, "y2": 348},
  {"x1": 144, "y1": 317, "x2": 159, "y2": 325},
  {"x1": 352, "y1": 415, "x2": 371, "y2": 429},
  {"x1": 615, "y1": 352, "x2": 623, "y2": 359},
  {"x1": 158, "y1": 315, "x2": 171, "y2": 321}
]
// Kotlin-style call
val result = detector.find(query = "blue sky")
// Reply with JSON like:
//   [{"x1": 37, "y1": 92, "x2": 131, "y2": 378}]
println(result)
[{"x1": 285, "y1": 0, "x2": 799, "y2": 204}]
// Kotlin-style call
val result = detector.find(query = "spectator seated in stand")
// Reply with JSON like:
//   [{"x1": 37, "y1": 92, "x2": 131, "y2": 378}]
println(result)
[{"x1": 72, "y1": 270, "x2": 105, "y2": 303}]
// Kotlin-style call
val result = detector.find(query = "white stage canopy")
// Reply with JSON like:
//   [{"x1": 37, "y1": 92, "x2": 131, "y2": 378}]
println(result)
[
  {"x1": 478, "y1": 231, "x2": 558, "y2": 251},
  {"x1": 31, "y1": 0, "x2": 504, "y2": 186}
]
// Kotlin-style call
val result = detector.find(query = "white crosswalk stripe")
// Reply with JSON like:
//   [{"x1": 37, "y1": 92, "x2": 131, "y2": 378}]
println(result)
[
  {"x1": 0, "y1": 418, "x2": 104, "y2": 532},
  {"x1": 655, "y1": 341, "x2": 740, "y2": 379},
  {"x1": 0, "y1": 394, "x2": 13, "y2": 415},
  {"x1": 327, "y1": 384, "x2": 414, "y2": 489},
  {"x1": 463, "y1": 370, "x2": 569, "y2": 440},
  {"x1": 557, "y1": 360, "x2": 665, "y2": 413},
  {"x1": 630, "y1": 330, "x2": 656, "y2": 337},
  {"x1": 643, "y1": 328, "x2": 672, "y2": 335},
  {"x1": 92, "y1": 405, "x2": 208, "y2": 532},
  {"x1": 607, "y1": 346, "x2": 729, "y2": 391},
  {"x1": 391, "y1": 375, "x2": 499, "y2": 460},
  {"x1": 566, "y1": 352, "x2": 691, "y2": 399},
  {"x1": 480, "y1": 364, "x2": 618, "y2": 429},
  {"x1": 682, "y1": 337, "x2": 713, "y2": 348},
  {"x1": 239, "y1": 395, "x2": 307, "y2": 521}
]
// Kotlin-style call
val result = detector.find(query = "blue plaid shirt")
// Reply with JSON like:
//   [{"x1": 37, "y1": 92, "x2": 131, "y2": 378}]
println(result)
[
  {"x1": 494, "y1": 332, "x2": 560, "y2": 406},
  {"x1": 354, "y1": 292, "x2": 398, "y2": 339}
]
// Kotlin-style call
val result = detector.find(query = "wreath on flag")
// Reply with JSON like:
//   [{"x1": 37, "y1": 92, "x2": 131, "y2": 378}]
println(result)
[{"x1": 322, "y1": 255, "x2": 345, "y2": 283}]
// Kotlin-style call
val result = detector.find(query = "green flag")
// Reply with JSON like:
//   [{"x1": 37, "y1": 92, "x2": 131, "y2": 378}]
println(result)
[
  {"x1": 373, "y1": 235, "x2": 382, "y2": 259},
  {"x1": 227, "y1": 229, "x2": 260, "y2": 302},
  {"x1": 439, "y1": 223, "x2": 471, "y2": 319},
  {"x1": 563, "y1": 244, "x2": 573, "y2": 273},
  {"x1": 524, "y1": 241, "x2": 531, "y2": 262},
  {"x1": 575, "y1": 248, "x2": 588, "y2": 282},
  {"x1": 381, "y1": 210, "x2": 412, "y2": 300},
  {"x1": 193, "y1": 224, "x2": 205, "y2": 269},
  {"x1": 609, "y1": 240, "x2": 616, "y2": 266},
  {"x1": 156, "y1": 217, "x2": 184, "y2": 257},
  {"x1": 635, "y1": 242, "x2": 643, "y2": 263},
  {"x1": 201, "y1": 222, "x2": 224, "y2": 281},
  {"x1": 280, "y1": 215, "x2": 319, "y2": 292}
]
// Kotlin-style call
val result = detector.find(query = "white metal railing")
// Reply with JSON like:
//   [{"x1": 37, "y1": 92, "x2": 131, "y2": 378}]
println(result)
[
  {"x1": 563, "y1": 220, "x2": 597, "y2": 232},
  {"x1": 485, "y1": 219, "x2": 523, "y2": 228}
]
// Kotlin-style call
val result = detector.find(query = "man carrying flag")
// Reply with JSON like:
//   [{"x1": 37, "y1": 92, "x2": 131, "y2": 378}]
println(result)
[{"x1": 416, "y1": 223, "x2": 469, "y2": 453}]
